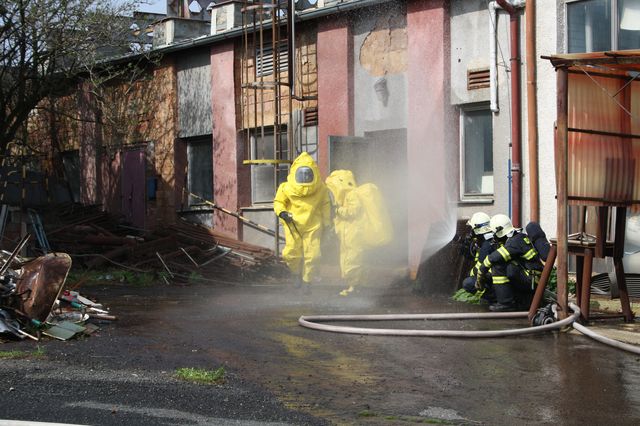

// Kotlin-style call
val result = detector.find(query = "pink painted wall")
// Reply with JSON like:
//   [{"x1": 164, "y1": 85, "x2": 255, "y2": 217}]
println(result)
[
  {"x1": 407, "y1": 0, "x2": 452, "y2": 279},
  {"x1": 211, "y1": 42, "x2": 250, "y2": 236},
  {"x1": 317, "y1": 17, "x2": 353, "y2": 176}
]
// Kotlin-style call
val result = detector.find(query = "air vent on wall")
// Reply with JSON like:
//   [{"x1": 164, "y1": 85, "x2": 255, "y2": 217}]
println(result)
[
  {"x1": 467, "y1": 68, "x2": 490, "y2": 90},
  {"x1": 303, "y1": 107, "x2": 318, "y2": 126}
]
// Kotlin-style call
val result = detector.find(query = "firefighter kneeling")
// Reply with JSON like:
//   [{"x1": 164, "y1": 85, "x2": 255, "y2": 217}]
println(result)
[{"x1": 477, "y1": 214, "x2": 544, "y2": 312}]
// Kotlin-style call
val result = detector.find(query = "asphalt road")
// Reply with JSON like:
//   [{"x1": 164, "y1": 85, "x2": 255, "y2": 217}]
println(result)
[{"x1": 2, "y1": 272, "x2": 640, "y2": 425}]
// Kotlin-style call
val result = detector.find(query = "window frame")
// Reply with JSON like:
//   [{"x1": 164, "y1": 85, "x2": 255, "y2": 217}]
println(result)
[
  {"x1": 248, "y1": 127, "x2": 289, "y2": 204},
  {"x1": 459, "y1": 103, "x2": 494, "y2": 202},
  {"x1": 565, "y1": 0, "x2": 640, "y2": 52},
  {"x1": 185, "y1": 137, "x2": 214, "y2": 207}
]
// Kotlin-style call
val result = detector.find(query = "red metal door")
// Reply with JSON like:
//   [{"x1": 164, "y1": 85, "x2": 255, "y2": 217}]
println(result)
[{"x1": 121, "y1": 148, "x2": 145, "y2": 229}]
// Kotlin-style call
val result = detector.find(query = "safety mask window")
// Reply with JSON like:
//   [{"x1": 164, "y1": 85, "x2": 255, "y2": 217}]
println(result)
[{"x1": 295, "y1": 166, "x2": 314, "y2": 184}]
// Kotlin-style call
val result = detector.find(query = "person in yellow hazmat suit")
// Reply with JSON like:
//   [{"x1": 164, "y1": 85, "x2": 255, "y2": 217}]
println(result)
[
  {"x1": 325, "y1": 170, "x2": 366, "y2": 296},
  {"x1": 274, "y1": 152, "x2": 331, "y2": 292},
  {"x1": 326, "y1": 170, "x2": 392, "y2": 296}
]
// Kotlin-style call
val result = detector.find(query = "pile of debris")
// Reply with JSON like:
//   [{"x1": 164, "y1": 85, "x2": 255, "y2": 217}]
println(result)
[
  {"x1": 1, "y1": 202, "x2": 282, "y2": 342},
  {"x1": 39, "y1": 203, "x2": 279, "y2": 283},
  {"x1": 0, "y1": 239, "x2": 114, "y2": 342}
]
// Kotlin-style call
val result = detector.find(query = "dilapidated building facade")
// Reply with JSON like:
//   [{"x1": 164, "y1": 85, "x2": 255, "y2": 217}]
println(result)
[{"x1": 22, "y1": 0, "x2": 640, "y2": 279}]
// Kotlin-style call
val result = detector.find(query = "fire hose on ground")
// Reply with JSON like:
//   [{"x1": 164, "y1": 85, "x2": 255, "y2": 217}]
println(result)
[{"x1": 299, "y1": 302, "x2": 640, "y2": 354}]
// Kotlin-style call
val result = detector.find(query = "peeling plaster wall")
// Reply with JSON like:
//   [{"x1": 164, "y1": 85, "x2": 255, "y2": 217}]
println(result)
[
  {"x1": 212, "y1": 41, "x2": 251, "y2": 236},
  {"x1": 353, "y1": 2, "x2": 408, "y2": 135},
  {"x1": 317, "y1": 17, "x2": 353, "y2": 176},
  {"x1": 407, "y1": 0, "x2": 452, "y2": 278}
]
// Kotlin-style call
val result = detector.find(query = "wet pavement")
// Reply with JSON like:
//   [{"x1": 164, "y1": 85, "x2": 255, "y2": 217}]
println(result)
[{"x1": 2, "y1": 272, "x2": 640, "y2": 425}]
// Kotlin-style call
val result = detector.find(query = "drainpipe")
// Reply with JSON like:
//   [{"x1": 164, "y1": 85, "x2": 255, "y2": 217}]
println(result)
[
  {"x1": 489, "y1": 2, "x2": 499, "y2": 112},
  {"x1": 496, "y1": 0, "x2": 522, "y2": 227},
  {"x1": 526, "y1": 0, "x2": 539, "y2": 223}
]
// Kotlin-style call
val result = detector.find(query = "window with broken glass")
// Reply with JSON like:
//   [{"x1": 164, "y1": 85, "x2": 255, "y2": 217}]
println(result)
[
  {"x1": 249, "y1": 128, "x2": 289, "y2": 204},
  {"x1": 567, "y1": 0, "x2": 640, "y2": 53},
  {"x1": 187, "y1": 138, "x2": 213, "y2": 206},
  {"x1": 460, "y1": 105, "x2": 493, "y2": 199}
]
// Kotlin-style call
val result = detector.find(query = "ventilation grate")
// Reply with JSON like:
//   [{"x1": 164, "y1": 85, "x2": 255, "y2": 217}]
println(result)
[
  {"x1": 303, "y1": 107, "x2": 318, "y2": 126},
  {"x1": 467, "y1": 68, "x2": 490, "y2": 90}
]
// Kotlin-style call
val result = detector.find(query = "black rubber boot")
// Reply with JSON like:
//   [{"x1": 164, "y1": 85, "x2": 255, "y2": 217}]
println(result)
[
  {"x1": 489, "y1": 302, "x2": 517, "y2": 312},
  {"x1": 490, "y1": 284, "x2": 516, "y2": 311}
]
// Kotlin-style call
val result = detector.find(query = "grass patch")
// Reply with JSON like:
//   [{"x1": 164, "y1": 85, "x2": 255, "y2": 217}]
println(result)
[
  {"x1": 358, "y1": 410, "x2": 378, "y2": 417},
  {"x1": 0, "y1": 346, "x2": 45, "y2": 359},
  {"x1": 175, "y1": 367, "x2": 225, "y2": 385}
]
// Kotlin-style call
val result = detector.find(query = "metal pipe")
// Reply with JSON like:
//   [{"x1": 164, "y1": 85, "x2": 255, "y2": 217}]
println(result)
[
  {"x1": 496, "y1": 0, "x2": 522, "y2": 228},
  {"x1": 525, "y1": 0, "x2": 539, "y2": 222},
  {"x1": 489, "y1": 1, "x2": 499, "y2": 112}
]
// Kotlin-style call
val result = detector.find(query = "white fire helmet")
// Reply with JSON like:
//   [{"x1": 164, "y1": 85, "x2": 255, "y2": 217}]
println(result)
[
  {"x1": 490, "y1": 214, "x2": 515, "y2": 239},
  {"x1": 467, "y1": 212, "x2": 491, "y2": 235}
]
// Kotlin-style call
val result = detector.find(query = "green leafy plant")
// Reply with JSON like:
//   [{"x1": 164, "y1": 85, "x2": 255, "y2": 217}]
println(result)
[
  {"x1": 175, "y1": 367, "x2": 225, "y2": 385},
  {"x1": 452, "y1": 288, "x2": 483, "y2": 304},
  {"x1": 546, "y1": 268, "x2": 576, "y2": 294}
]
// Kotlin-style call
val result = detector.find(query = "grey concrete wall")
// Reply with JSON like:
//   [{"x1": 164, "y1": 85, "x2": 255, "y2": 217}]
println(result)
[
  {"x1": 451, "y1": 0, "x2": 512, "y2": 223},
  {"x1": 177, "y1": 49, "x2": 212, "y2": 138},
  {"x1": 352, "y1": 1, "x2": 408, "y2": 136},
  {"x1": 536, "y1": 1, "x2": 559, "y2": 238},
  {"x1": 450, "y1": 0, "x2": 491, "y2": 106}
]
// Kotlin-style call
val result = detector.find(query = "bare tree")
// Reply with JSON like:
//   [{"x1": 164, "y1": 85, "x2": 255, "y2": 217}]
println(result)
[{"x1": 0, "y1": 0, "x2": 152, "y2": 154}]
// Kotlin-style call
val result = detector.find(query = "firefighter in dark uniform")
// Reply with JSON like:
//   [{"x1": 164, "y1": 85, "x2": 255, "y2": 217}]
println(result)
[
  {"x1": 461, "y1": 212, "x2": 495, "y2": 303},
  {"x1": 477, "y1": 214, "x2": 544, "y2": 312}
]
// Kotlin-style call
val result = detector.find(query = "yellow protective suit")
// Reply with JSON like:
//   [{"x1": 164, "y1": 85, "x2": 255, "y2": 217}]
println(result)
[
  {"x1": 325, "y1": 170, "x2": 367, "y2": 288},
  {"x1": 274, "y1": 152, "x2": 331, "y2": 283}
]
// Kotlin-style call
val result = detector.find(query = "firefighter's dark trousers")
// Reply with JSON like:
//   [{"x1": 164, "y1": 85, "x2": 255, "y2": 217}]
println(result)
[{"x1": 491, "y1": 263, "x2": 539, "y2": 308}]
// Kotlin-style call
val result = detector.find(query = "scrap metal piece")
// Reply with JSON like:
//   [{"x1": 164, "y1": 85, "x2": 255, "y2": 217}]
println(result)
[
  {"x1": 0, "y1": 308, "x2": 22, "y2": 339},
  {"x1": 13, "y1": 253, "x2": 72, "y2": 322},
  {"x1": 0, "y1": 234, "x2": 30, "y2": 277}
]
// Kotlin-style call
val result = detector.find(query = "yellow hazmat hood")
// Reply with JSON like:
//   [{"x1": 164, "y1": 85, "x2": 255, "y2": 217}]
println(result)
[
  {"x1": 325, "y1": 170, "x2": 357, "y2": 206},
  {"x1": 287, "y1": 152, "x2": 321, "y2": 197}
]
